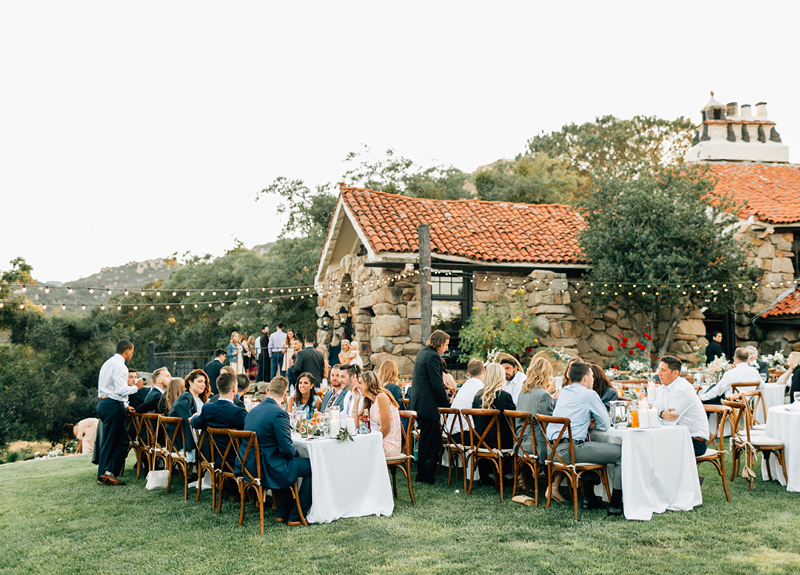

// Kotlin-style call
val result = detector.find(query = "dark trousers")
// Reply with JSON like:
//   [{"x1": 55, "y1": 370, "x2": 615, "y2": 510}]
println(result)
[
  {"x1": 287, "y1": 366, "x2": 296, "y2": 389},
  {"x1": 96, "y1": 399, "x2": 128, "y2": 480},
  {"x1": 702, "y1": 396, "x2": 723, "y2": 406},
  {"x1": 256, "y1": 354, "x2": 268, "y2": 383},
  {"x1": 270, "y1": 353, "x2": 284, "y2": 380},
  {"x1": 415, "y1": 416, "x2": 441, "y2": 483},
  {"x1": 276, "y1": 457, "x2": 312, "y2": 522},
  {"x1": 692, "y1": 437, "x2": 708, "y2": 457}
]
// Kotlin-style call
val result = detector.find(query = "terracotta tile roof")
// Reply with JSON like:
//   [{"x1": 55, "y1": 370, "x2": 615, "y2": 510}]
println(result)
[
  {"x1": 708, "y1": 163, "x2": 800, "y2": 224},
  {"x1": 761, "y1": 287, "x2": 800, "y2": 319},
  {"x1": 340, "y1": 187, "x2": 585, "y2": 264}
]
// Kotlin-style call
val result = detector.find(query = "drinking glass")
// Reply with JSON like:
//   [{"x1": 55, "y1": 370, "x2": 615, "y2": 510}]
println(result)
[
  {"x1": 760, "y1": 373, "x2": 768, "y2": 384},
  {"x1": 794, "y1": 392, "x2": 800, "y2": 404}
]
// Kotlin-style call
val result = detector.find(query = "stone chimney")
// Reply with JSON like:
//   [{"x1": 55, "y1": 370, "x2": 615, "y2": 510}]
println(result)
[{"x1": 685, "y1": 92, "x2": 788, "y2": 163}]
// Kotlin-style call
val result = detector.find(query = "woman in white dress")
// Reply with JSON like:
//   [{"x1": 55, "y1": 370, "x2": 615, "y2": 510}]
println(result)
[
  {"x1": 352, "y1": 371, "x2": 401, "y2": 457},
  {"x1": 348, "y1": 341, "x2": 363, "y2": 368},
  {"x1": 227, "y1": 332, "x2": 245, "y2": 376}
]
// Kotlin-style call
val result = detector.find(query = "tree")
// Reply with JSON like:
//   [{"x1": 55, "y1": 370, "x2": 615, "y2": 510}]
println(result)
[
  {"x1": 474, "y1": 153, "x2": 585, "y2": 205},
  {"x1": 527, "y1": 115, "x2": 695, "y2": 180},
  {"x1": 577, "y1": 163, "x2": 762, "y2": 358}
]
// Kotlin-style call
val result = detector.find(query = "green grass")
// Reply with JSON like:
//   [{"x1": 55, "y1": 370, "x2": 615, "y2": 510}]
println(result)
[{"x1": 1, "y1": 450, "x2": 800, "y2": 575}]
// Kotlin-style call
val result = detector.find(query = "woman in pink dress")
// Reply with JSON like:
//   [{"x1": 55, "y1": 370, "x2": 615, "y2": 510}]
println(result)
[{"x1": 352, "y1": 371, "x2": 401, "y2": 457}]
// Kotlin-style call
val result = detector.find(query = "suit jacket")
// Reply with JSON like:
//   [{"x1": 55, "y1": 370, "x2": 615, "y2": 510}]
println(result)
[
  {"x1": 293, "y1": 346, "x2": 325, "y2": 387},
  {"x1": 143, "y1": 386, "x2": 164, "y2": 404},
  {"x1": 128, "y1": 386, "x2": 150, "y2": 410},
  {"x1": 409, "y1": 345, "x2": 450, "y2": 421},
  {"x1": 168, "y1": 391, "x2": 198, "y2": 451},
  {"x1": 209, "y1": 393, "x2": 245, "y2": 409},
  {"x1": 203, "y1": 358, "x2": 224, "y2": 395},
  {"x1": 191, "y1": 399, "x2": 247, "y2": 468},
  {"x1": 237, "y1": 397, "x2": 299, "y2": 489},
  {"x1": 320, "y1": 388, "x2": 349, "y2": 412}
]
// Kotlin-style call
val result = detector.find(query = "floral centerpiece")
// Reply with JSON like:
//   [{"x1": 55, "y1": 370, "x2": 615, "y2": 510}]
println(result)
[
  {"x1": 760, "y1": 352, "x2": 787, "y2": 370},
  {"x1": 605, "y1": 333, "x2": 652, "y2": 374},
  {"x1": 704, "y1": 355, "x2": 731, "y2": 381}
]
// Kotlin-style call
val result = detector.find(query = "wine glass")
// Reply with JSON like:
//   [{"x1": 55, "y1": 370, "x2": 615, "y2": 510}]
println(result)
[{"x1": 760, "y1": 373, "x2": 768, "y2": 384}]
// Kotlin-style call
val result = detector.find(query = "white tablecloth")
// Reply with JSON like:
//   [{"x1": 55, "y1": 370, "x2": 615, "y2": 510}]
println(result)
[
  {"x1": 292, "y1": 431, "x2": 394, "y2": 523},
  {"x1": 592, "y1": 426, "x2": 702, "y2": 521},
  {"x1": 761, "y1": 383, "x2": 787, "y2": 415},
  {"x1": 762, "y1": 405, "x2": 800, "y2": 491}
]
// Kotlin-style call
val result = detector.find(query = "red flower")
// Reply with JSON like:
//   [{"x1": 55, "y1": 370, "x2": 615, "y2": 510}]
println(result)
[
  {"x1": 622, "y1": 337, "x2": 628, "y2": 343},
  {"x1": 613, "y1": 366, "x2": 618, "y2": 370},
  {"x1": 608, "y1": 345, "x2": 614, "y2": 351},
  {"x1": 645, "y1": 333, "x2": 652, "y2": 341},
  {"x1": 618, "y1": 334, "x2": 623, "y2": 337},
  {"x1": 629, "y1": 349, "x2": 634, "y2": 355},
  {"x1": 526, "y1": 347, "x2": 533, "y2": 353},
  {"x1": 620, "y1": 342, "x2": 626, "y2": 347}
]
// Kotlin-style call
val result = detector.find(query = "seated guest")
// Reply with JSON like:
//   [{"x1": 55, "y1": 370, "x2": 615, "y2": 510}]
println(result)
[
  {"x1": 776, "y1": 351, "x2": 800, "y2": 403},
  {"x1": 746, "y1": 346, "x2": 769, "y2": 379},
  {"x1": 338, "y1": 364, "x2": 361, "y2": 416},
  {"x1": 655, "y1": 356, "x2": 709, "y2": 456},
  {"x1": 192, "y1": 372, "x2": 247, "y2": 470},
  {"x1": 136, "y1": 377, "x2": 184, "y2": 416},
  {"x1": 561, "y1": 356, "x2": 582, "y2": 387},
  {"x1": 548, "y1": 361, "x2": 623, "y2": 515},
  {"x1": 144, "y1": 367, "x2": 171, "y2": 403},
  {"x1": 447, "y1": 358, "x2": 485, "y2": 434},
  {"x1": 700, "y1": 347, "x2": 761, "y2": 405},
  {"x1": 377, "y1": 360, "x2": 406, "y2": 408},
  {"x1": 203, "y1": 348, "x2": 227, "y2": 395},
  {"x1": 472, "y1": 363, "x2": 516, "y2": 486},
  {"x1": 168, "y1": 369, "x2": 209, "y2": 457},
  {"x1": 127, "y1": 368, "x2": 150, "y2": 409},
  {"x1": 590, "y1": 364, "x2": 619, "y2": 411},
  {"x1": 240, "y1": 376, "x2": 312, "y2": 526},
  {"x1": 287, "y1": 373, "x2": 321, "y2": 417},
  {"x1": 208, "y1": 374, "x2": 247, "y2": 408},
  {"x1": 499, "y1": 354, "x2": 525, "y2": 404},
  {"x1": 320, "y1": 365, "x2": 345, "y2": 411},
  {"x1": 516, "y1": 357, "x2": 555, "y2": 467},
  {"x1": 352, "y1": 371, "x2": 402, "y2": 457},
  {"x1": 73, "y1": 417, "x2": 99, "y2": 454}
]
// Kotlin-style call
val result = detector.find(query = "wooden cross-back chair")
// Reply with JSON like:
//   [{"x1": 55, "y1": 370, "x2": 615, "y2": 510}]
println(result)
[
  {"x1": 698, "y1": 404, "x2": 731, "y2": 501},
  {"x1": 504, "y1": 410, "x2": 540, "y2": 504},
  {"x1": 535, "y1": 414, "x2": 610, "y2": 520},
  {"x1": 738, "y1": 389, "x2": 768, "y2": 430},
  {"x1": 207, "y1": 427, "x2": 235, "y2": 514},
  {"x1": 387, "y1": 410, "x2": 417, "y2": 504},
  {"x1": 461, "y1": 408, "x2": 513, "y2": 500},
  {"x1": 192, "y1": 427, "x2": 216, "y2": 507},
  {"x1": 139, "y1": 413, "x2": 161, "y2": 475},
  {"x1": 126, "y1": 412, "x2": 147, "y2": 480},
  {"x1": 438, "y1": 407, "x2": 469, "y2": 491},
  {"x1": 730, "y1": 381, "x2": 761, "y2": 396},
  {"x1": 157, "y1": 415, "x2": 190, "y2": 500}
]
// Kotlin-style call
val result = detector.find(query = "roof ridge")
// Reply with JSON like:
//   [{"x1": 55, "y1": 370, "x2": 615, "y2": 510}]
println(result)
[{"x1": 339, "y1": 185, "x2": 573, "y2": 210}]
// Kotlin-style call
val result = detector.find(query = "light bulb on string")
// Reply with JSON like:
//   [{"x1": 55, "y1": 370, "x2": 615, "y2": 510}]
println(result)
[
  {"x1": 124, "y1": 290, "x2": 129, "y2": 296},
  {"x1": 45, "y1": 287, "x2": 50, "y2": 293},
  {"x1": 107, "y1": 289, "x2": 112, "y2": 295},
  {"x1": 68, "y1": 288, "x2": 73, "y2": 293},
  {"x1": 89, "y1": 289, "x2": 94, "y2": 294}
]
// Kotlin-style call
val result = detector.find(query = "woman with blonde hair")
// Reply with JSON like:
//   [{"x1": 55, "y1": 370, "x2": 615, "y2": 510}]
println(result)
[
  {"x1": 136, "y1": 377, "x2": 185, "y2": 416},
  {"x1": 777, "y1": 351, "x2": 800, "y2": 403},
  {"x1": 349, "y1": 340, "x2": 363, "y2": 368},
  {"x1": 338, "y1": 338, "x2": 350, "y2": 365},
  {"x1": 377, "y1": 359, "x2": 405, "y2": 408},
  {"x1": 352, "y1": 370, "x2": 401, "y2": 456},
  {"x1": 471, "y1": 363, "x2": 516, "y2": 485},
  {"x1": 282, "y1": 330, "x2": 296, "y2": 376},
  {"x1": 227, "y1": 332, "x2": 245, "y2": 376}
]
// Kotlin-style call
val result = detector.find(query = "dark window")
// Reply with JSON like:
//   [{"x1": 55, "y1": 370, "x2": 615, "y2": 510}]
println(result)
[
  {"x1": 792, "y1": 234, "x2": 800, "y2": 279},
  {"x1": 431, "y1": 271, "x2": 472, "y2": 377}
]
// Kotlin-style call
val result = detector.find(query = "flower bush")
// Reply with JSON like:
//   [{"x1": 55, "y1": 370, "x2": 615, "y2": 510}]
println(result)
[{"x1": 604, "y1": 334, "x2": 652, "y2": 372}]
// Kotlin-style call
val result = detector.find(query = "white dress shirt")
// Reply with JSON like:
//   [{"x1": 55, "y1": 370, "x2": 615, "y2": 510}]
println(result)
[
  {"x1": 341, "y1": 389, "x2": 355, "y2": 416},
  {"x1": 448, "y1": 377, "x2": 485, "y2": 433},
  {"x1": 267, "y1": 330, "x2": 287, "y2": 357},
  {"x1": 97, "y1": 353, "x2": 138, "y2": 402},
  {"x1": 503, "y1": 371, "x2": 525, "y2": 404},
  {"x1": 655, "y1": 377, "x2": 709, "y2": 440},
  {"x1": 699, "y1": 362, "x2": 762, "y2": 402}
]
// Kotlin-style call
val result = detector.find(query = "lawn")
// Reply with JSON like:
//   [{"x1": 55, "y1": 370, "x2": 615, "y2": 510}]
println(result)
[{"x1": 1, "y1": 450, "x2": 799, "y2": 575}]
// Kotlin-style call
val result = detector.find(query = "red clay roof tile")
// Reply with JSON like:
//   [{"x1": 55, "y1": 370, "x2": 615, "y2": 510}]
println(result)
[
  {"x1": 761, "y1": 288, "x2": 800, "y2": 318},
  {"x1": 708, "y1": 163, "x2": 800, "y2": 224}
]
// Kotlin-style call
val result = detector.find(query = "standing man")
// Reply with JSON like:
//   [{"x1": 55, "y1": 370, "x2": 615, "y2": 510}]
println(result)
[
  {"x1": 705, "y1": 331, "x2": 724, "y2": 364},
  {"x1": 499, "y1": 355, "x2": 525, "y2": 404},
  {"x1": 293, "y1": 334, "x2": 325, "y2": 389},
  {"x1": 256, "y1": 325, "x2": 270, "y2": 383},
  {"x1": 203, "y1": 348, "x2": 227, "y2": 395},
  {"x1": 269, "y1": 323, "x2": 288, "y2": 379},
  {"x1": 96, "y1": 340, "x2": 142, "y2": 486},
  {"x1": 654, "y1": 355, "x2": 709, "y2": 456},
  {"x1": 409, "y1": 330, "x2": 456, "y2": 485},
  {"x1": 239, "y1": 376, "x2": 312, "y2": 526}
]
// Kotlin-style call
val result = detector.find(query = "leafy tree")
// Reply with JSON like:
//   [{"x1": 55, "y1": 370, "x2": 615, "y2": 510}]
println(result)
[
  {"x1": 527, "y1": 115, "x2": 694, "y2": 179},
  {"x1": 578, "y1": 163, "x2": 762, "y2": 358},
  {"x1": 474, "y1": 153, "x2": 585, "y2": 205},
  {"x1": 458, "y1": 290, "x2": 541, "y2": 363}
]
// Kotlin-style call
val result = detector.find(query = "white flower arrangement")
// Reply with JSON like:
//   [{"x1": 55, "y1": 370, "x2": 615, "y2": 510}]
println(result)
[
  {"x1": 628, "y1": 360, "x2": 648, "y2": 375},
  {"x1": 760, "y1": 352, "x2": 787, "y2": 369},
  {"x1": 551, "y1": 347, "x2": 573, "y2": 362},
  {"x1": 486, "y1": 348, "x2": 501, "y2": 363},
  {"x1": 705, "y1": 355, "x2": 731, "y2": 375}
]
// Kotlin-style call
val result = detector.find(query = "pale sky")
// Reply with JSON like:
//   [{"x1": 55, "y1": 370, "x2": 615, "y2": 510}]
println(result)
[{"x1": 2, "y1": 1, "x2": 798, "y2": 283}]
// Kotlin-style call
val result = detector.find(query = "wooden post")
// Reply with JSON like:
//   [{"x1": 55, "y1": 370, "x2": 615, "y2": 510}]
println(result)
[{"x1": 419, "y1": 224, "x2": 432, "y2": 345}]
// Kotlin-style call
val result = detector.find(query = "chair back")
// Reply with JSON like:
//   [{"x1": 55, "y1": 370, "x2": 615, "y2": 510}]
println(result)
[
  {"x1": 439, "y1": 407, "x2": 468, "y2": 448},
  {"x1": 397, "y1": 410, "x2": 417, "y2": 457},
  {"x1": 141, "y1": 413, "x2": 160, "y2": 452},
  {"x1": 721, "y1": 398, "x2": 747, "y2": 442},
  {"x1": 158, "y1": 415, "x2": 186, "y2": 458},
  {"x1": 128, "y1": 412, "x2": 144, "y2": 443},
  {"x1": 702, "y1": 404, "x2": 731, "y2": 451},
  {"x1": 207, "y1": 427, "x2": 235, "y2": 474},
  {"x1": 534, "y1": 414, "x2": 575, "y2": 468},
  {"x1": 504, "y1": 410, "x2": 536, "y2": 461},
  {"x1": 739, "y1": 389, "x2": 767, "y2": 426},
  {"x1": 229, "y1": 430, "x2": 262, "y2": 485},
  {"x1": 193, "y1": 426, "x2": 213, "y2": 469},
  {"x1": 731, "y1": 382, "x2": 761, "y2": 395},
  {"x1": 460, "y1": 408, "x2": 502, "y2": 455}
]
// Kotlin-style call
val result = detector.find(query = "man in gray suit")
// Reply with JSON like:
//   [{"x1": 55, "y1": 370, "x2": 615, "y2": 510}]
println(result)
[{"x1": 321, "y1": 365, "x2": 347, "y2": 411}]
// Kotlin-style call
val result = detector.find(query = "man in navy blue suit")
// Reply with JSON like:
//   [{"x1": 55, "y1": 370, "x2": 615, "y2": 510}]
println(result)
[
  {"x1": 238, "y1": 375, "x2": 311, "y2": 526},
  {"x1": 203, "y1": 349, "x2": 227, "y2": 395},
  {"x1": 192, "y1": 372, "x2": 247, "y2": 470}
]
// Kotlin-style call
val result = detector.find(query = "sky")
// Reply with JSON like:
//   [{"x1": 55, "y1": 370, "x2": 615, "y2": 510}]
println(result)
[{"x1": 2, "y1": 1, "x2": 798, "y2": 283}]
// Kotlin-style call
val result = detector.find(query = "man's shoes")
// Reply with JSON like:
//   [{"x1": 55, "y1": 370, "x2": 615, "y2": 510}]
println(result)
[
  {"x1": 607, "y1": 506, "x2": 624, "y2": 516},
  {"x1": 274, "y1": 517, "x2": 287, "y2": 524},
  {"x1": 287, "y1": 521, "x2": 303, "y2": 527},
  {"x1": 699, "y1": 476, "x2": 705, "y2": 486},
  {"x1": 581, "y1": 496, "x2": 606, "y2": 510},
  {"x1": 607, "y1": 488, "x2": 623, "y2": 516},
  {"x1": 97, "y1": 475, "x2": 125, "y2": 486}
]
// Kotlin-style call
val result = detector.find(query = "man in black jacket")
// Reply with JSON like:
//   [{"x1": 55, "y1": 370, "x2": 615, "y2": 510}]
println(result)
[
  {"x1": 203, "y1": 349, "x2": 227, "y2": 395},
  {"x1": 293, "y1": 334, "x2": 325, "y2": 389},
  {"x1": 409, "y1": 330, "x2": 455, "y2": 484},
  {"x1": 705, "y1": 332, "x2": 724, "y2": 364}
]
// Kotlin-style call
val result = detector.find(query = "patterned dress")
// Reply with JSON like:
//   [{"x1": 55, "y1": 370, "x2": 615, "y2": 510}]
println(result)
[{"x1": 370, "y1": 396, "x2": 402, "y2": 457}]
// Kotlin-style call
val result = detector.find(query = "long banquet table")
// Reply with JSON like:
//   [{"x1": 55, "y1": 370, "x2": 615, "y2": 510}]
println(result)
[
  {"x1": 591, "y1": 426, "x2": 702, "y2": 521},
  {"x1": 292, "y1": 431, "x2": 394, "y2": 524}
]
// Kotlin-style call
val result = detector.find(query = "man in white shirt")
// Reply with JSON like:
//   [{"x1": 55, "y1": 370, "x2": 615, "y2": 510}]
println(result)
[
  {"x1": 500, "y1": 355, "x2": 525, "y2": 404},
  {"x1": 96, "y1": 340, "x2": 142, "y2": 486},
  {"x1": 338, "y1": 363, "x2": 359, "y2": 417},
  {"x1": 268, "y1": 323, "x2": 288, "y2": 379},
  {"x1": 700, "y1": 347, "x2": 761, "y2": 405},
  {"x1": 448, "y1": 359, "x2": 485, "y2": 434},
  {"x1": 655, "y1": 355, "x2": 710, "y2": 456}
]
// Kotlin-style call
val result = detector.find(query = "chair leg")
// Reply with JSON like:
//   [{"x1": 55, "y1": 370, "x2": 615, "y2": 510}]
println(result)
[
  {"x1": 498, "y1": 457, "x2": 504, "y2": 502},
  {"x1": 600, "y1": 469, "x2": 611, "y2": 503},
  {"x1": 406, "y1": 461, "x2": 416, "y2": 504},
  {"x1": 764, "y1": 451, "x2": 774, "y2": 481},
  {"x1": 467, "y1": 454, "x2": 476, "y2": 496},
  {"x1": 292, "y1": 482, "x2": 308, "y2": 526},
  {"x1": 166, "y1": 461, "x2": 173, "y2": 495},
  {"x1": 545, "y1": 465, "x2": 552, "y2": 509},
  {"x1": 512, "y1": 458, "x2": 519, "y2": 498},
  {"x1": 257, "y1": 487, "x2": 265, "y2": 535},
  {"x1": 238, "y1": 481, "x2": 246, "y2": 526},
  {"x1": 571, "y1": 475, "x2": 579, "y2": 520},
  {"x1": 391, "y1": 466, "x2": 398, "y2": 499},
  {"x1": 446, "y1": 448, "x2": 454, "y2": 487},
  {"x1": 532, "y1": 464, "x2": 539, "y2": 507},
  {"x1": 719, "y1": 455, "x2": 731, "y2": 502}
]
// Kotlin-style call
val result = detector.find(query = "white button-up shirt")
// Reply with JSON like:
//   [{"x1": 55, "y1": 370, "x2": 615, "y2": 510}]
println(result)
[
  {"x1": 699, "y1": 362, "x2": 762, "y2": 402},
  {"x1": 503, "y1": 371, "x2": 525, "y2": 404},
  {"x1": 97, "y1": 354, "x2": 138, "y2": 402},
  {"x1": 655, "y1": 377, "x2": 709, "y2": 440}
]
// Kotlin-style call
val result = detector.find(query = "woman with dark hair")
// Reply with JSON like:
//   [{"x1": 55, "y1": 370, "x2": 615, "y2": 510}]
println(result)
[
  {"x1": 168, "y1": 369, "x2": 209, "y2": 456},
  {"x1": 287, "y1": 372, "x2": 321, "y2": 417},
  {"x1": 590, "y1": 364, "x2": 619, "y2": 411},
  {"x1": 352, "y1": 371, "x2": 401, "y2": 456}
]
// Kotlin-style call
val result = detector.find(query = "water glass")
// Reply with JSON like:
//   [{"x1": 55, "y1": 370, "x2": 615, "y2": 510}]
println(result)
[
  {"x1": 794, "y1": 392, "x2": 800, "y2": 403},
  {"x1": 760, "y1": 373, "x2": 768, "y2": 384}
]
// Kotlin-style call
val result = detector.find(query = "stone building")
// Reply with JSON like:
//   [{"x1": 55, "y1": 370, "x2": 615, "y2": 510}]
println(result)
[{"x1": 314, "y1": 95, "x2": 799, "y2": 375}]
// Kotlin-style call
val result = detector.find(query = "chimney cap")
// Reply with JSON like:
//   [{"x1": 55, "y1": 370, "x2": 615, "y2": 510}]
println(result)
[
  {"x1": 702, "y1": 91, "x2": 725, "y2": 111},
  {"x1": 756, "y1": 101, "x2": 768, "y2": 107}
]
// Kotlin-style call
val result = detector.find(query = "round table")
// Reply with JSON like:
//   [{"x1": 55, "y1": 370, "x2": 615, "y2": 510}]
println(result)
[
  {"x1": 762, "y1": 405, "x2": 800, "y2": 491},
  {"x1": 761, "y1": 383, "x2": 788, "y2": 414}
]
